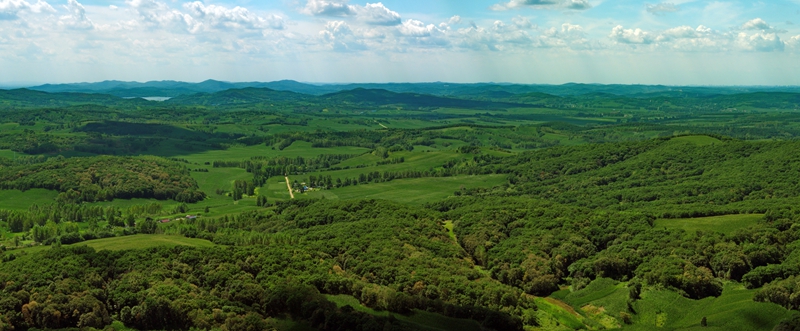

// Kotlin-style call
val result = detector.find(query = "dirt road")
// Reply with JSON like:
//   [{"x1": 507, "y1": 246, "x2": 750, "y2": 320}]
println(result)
[{"x1": 285, "y1": 176, "x2": 295, "y2": 199}]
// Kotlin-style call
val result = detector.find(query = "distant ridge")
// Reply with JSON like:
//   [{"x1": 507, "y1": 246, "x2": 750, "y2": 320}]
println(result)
[{"x1": 26, "y1": 81, "x2": 800, "y2": 99}]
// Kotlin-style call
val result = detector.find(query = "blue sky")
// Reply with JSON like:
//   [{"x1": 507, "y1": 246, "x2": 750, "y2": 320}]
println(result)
[{"x1": 1, "y1": 0, "x2": 799, "y2": 85}]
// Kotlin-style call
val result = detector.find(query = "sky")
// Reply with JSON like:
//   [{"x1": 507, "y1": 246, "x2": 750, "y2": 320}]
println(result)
[{"x1": 0, "y1": 0, "x2": 799, "y2": 85}]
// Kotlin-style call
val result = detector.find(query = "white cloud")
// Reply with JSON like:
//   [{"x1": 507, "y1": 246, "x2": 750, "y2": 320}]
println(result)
[
  {"x1": 59, "y1": 0, "x2": 93, "y2": 30},
  {"x1": 741, "y1": 18, "x2": 772, "y2": 31},
  {"x1": 736, "y1": 32, "x2": 784, "y2": 52},
  {"x1": 491, "y1": 0, "x2": 591, "y2": 11},
  {"x1": 609, "y1": 25, "x2": 653, "y2": 44},
  {"x1": 646, "y1": 3, "x2": 679, "y2": 15},
  {"x1": 183, "y1": 2, "x2": 285, "y2": 31},
  {"x1": 0, "y1": 0, "x2": 54, "y2": 20},
  {"x1": 512, "y1": 16, "x2": 534, "y2": 29},
  {"x1": 399, "y1": 19, "x2": 441, "y2": 37},
  {"x1": 302, "y1": 0, "x2": 355, "y2": 17},
  {"x1": 658, "y1": 25, "x2": 711, "y2": 40},
  {"x1": 126, "y1": 0, "x2": 200, "y2": 33},
  {"x1": 319, "y1": 20, "x2": 367, "y2": 51},
  {"x1": 538, "y1": 23, "x2": 592, "y2": 49},
  {"x1": 356, "y1": 3, "x2": 400, "y2": 26},
  {"x1": 448, "y1": 15, "x2": 461, "y2": 25}
]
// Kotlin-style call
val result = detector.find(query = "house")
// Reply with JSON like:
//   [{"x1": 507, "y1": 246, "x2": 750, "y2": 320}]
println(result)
[
  {"x1": 160, "y1": 219, "x2": 171, "y2": 223},
  {"x1": 186, "y1": 215, "x2": 197, "y2": 220}
]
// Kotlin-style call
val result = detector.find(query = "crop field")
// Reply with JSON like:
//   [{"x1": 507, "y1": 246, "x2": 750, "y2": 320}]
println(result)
[{"x1": 654, "y1": 214, "x2": 764, "y2": 234}]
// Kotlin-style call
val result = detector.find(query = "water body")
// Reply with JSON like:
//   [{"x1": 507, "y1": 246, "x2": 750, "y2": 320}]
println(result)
[{"x1": 123, "y1": 97, "x2": 171, "y2": 101}]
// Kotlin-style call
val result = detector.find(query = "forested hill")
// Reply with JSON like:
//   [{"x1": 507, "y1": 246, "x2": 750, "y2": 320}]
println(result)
[
  {"x1": 0, "y1": 89, "x2": 150, "y2": 109},
  {"x1": 316, "y1": 88, "x2": 509, "y2": 109},
  {"x1": 469, "y1": 136, "x2": 800, "y2": 214},
  {"x1": 5, "y1": 86, "x2": 799, "y2": 112},
  {"x1": 165, "y1": 87, "x2": 311, "y2": 105}
]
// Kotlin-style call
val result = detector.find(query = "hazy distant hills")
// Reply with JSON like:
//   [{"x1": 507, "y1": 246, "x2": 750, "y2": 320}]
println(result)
[
  {"x1": 2, "y1": 81, "x2": 798, "y2": 111},
  {"x1": 27, "y1": 80, "x2": 800, "y2": 99}
]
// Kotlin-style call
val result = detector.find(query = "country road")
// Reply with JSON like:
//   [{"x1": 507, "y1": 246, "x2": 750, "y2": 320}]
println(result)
[
  {"x1": 375, "y1": 121, "x2": 388, "y2": 129},
  {"x1": 285, "y1": 176, "x2": 295, "y2": 199}
]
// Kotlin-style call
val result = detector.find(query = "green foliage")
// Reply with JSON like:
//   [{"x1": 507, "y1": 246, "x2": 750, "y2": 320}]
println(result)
[{"x1": 0, "y1": 155, "x2": 205, "y2": 203}]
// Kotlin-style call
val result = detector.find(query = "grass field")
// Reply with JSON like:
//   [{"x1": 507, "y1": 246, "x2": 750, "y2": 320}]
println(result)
[
  {"x1": 325, "y1": 294, "x2": 482, "y2": 331},
  {"x1": 0, "y1": 188, "x2": 59, "y2": 210},
  {"x1": 304, "y1": 175, "x2": 506, "y2": 204},
  {"x1": 0, "y1": 149, "x2": 25, "y2": 159},
  {"x1": 66, "y1": 234, "x2": 216, "y2": 251},
  {"x1": 654, "y1": 214, "x2": 764, "y2": 234}
]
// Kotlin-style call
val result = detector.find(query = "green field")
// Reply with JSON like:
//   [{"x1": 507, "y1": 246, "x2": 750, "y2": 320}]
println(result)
[
  {"x1": 0, "y1": 188, "x2": 60, "y2": 210},
  {"x1": 304, "y1": 175, "x2": 506, "y2": 204},
  {"x1": 66, "y1": 234, "x2": 216, "y2": 251},
  {"x1": 654, "y1": 214, "x2": 764, "y2": 234}
]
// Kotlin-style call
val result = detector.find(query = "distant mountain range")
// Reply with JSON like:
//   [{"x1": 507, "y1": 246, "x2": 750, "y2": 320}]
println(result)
[{"x1": 25, "y1": 80, "x2": 800, "y2": 98}]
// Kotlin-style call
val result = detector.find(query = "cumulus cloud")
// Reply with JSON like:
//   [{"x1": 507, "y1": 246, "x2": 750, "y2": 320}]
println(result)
[
  {"x1": 736, "y1": 32, "x2": 784, "y2": 52},
  {"x1": 646, "y1": 3, "x2": 679, "y2": 15},
  {"x1": 658, "y1": 25, "x2": 711, "y2": 40},
  {"x1": 319, "y1": 20, "x2": 368, "y2": 51},
  {"x1": 512, "y1": 16, "x2": 534, "y2": 29},
  {"x1": 398, "y1": 19, "x2": 449, "y2": 47},
  {"x1": 356, "y1": 3, "x2": 400, "y2": 26},
  {"x1": 126, "y1": 0, "x2": 200, "y2": 32},
  {"x1": 59, "y1": 0, "x2": 93, "y2": 30},
  {"x1": 609, "y1": 25, "x2": 653, "y2": 44},
  {"x1": 302, "y1": 0, "x2": 355, "y2": 17},
  {"x1": 538, "y1": 23, "x2": 591, "y2": 49},
  {"x1": 0, "y1": 0, "x2": 54, "y2": 20},
  {"x1": 741, "y1": 18, "x2": 773, "y2": 31},
  {"x1": 302, "y1": 1, "x2": 401, "y2": 26},
  {"x1": 491, "y1": 0, "x2": 591, "y2": 11},
  {"x1": 448, "y1": 15, "x2": 461, "y2": 25},
  {"x1": 183, "y1": 2, "x2": 285, "y2": 30}
]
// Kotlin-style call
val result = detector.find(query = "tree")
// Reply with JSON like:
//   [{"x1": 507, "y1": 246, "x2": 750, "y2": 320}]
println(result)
[
  {"x1": 137, "y1": 218, "x2": 158, "y2": 234},
  {"x1": 125, "y1": 214, "x2": 136, "y2": 227}
]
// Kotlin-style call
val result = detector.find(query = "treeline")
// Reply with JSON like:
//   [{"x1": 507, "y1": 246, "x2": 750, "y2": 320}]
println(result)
[
  {"x1": 0, "y1": 202, "x2": 166, "y2": 247},
  {"x1": 0, "y1": 155, "x2": 205, "y2": 203}
]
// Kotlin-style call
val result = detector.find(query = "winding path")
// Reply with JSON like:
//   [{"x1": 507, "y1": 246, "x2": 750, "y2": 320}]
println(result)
[{"x1": 285, "y1": 176, "x2": 295, "y2": 199}]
